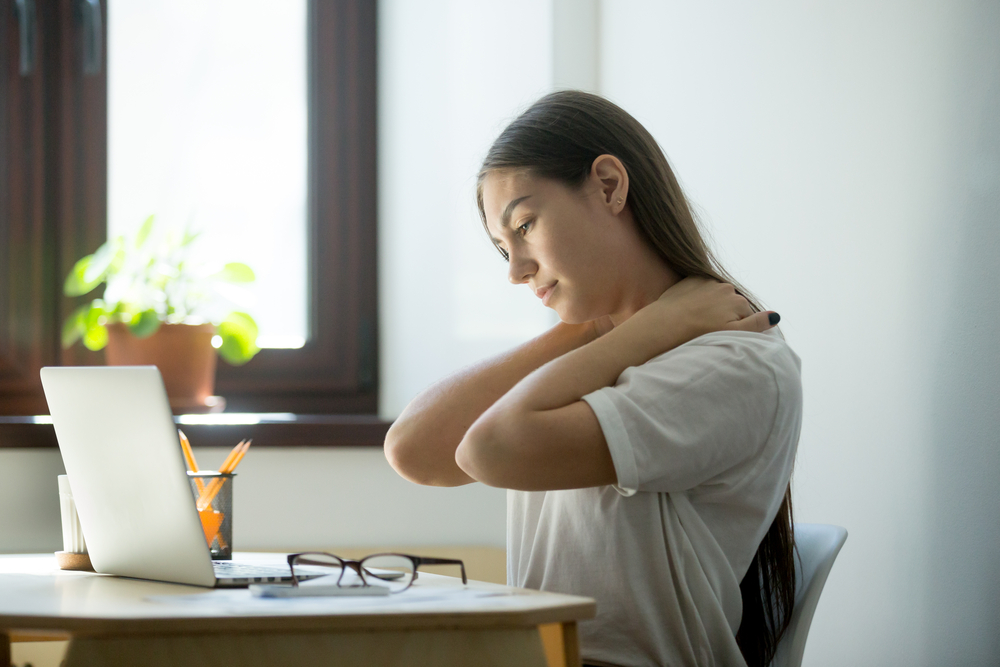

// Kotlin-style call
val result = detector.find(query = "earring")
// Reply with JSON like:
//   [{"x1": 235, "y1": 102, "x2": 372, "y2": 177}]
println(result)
[{"x1": 616, "y1": 197, "x2": 623, "y2": 205}]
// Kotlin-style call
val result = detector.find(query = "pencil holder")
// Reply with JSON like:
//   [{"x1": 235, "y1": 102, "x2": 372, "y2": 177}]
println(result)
[{"x1": 187, "y1": 471, "x2": 235, "y2": 560}]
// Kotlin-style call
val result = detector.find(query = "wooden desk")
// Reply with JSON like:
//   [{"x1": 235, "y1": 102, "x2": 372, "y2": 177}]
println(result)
[{"x1": 0, "y1": 554, "x2": 595, "y2": 667}]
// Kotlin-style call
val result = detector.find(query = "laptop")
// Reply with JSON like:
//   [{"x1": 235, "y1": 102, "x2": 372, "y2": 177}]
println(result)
[{"x1": 40, "y1": 365, "x2": 299, "y2": 588}]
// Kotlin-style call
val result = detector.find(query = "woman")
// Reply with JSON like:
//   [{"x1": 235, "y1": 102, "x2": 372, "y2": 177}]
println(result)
[{"x1": 384, "y1": 91, "x2": 801, "y2": 667}]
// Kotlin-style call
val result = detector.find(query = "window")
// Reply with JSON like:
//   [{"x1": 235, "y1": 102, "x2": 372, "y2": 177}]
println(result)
[
  {"x1": 0, "y1": 0, "x2": 378, "y2": 417},
  {"x1": 108, "y1": 0, "x2": 310, "y2": 350}
]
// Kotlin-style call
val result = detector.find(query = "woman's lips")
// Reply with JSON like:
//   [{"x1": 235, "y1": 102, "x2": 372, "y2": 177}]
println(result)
[{"x1": 535, "y1": 283, "x2": 556, "y2": 306}]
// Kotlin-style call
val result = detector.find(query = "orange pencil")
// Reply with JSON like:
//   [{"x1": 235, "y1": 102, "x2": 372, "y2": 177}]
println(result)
[
  {"x1": 216, "y1": 439, "x2": 246, "y2": 473},
  {"x1": 197, "y1": 479, "x2": 223, "y2": 512},
  {"x1": 224, "y1": 439, "x2": 251, "y2": 473},
  {"x1": 197, "y1": 441, "x2": 238, "y2": 510},
  {"x1": 197, "y1": 439, "x2": 250, "y2": 511},
  {"x1": 178, "y1": 430, "x2": 204, "y2": 493}
]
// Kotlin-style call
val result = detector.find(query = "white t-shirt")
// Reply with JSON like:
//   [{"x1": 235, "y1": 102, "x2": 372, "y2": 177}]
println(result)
[{"x1": 507, "y1": 330, "x2": 802, "y2": 667}]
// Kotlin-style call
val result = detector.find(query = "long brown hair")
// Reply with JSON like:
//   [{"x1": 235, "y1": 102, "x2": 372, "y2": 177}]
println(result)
[{"x1": 477, "y1": 90, "x2": 796, "y2": 667}]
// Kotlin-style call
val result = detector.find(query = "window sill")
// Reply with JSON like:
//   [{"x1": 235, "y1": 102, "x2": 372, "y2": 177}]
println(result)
[{"x1": 0, "y1": 415, "x2": 391, "y2": 449}]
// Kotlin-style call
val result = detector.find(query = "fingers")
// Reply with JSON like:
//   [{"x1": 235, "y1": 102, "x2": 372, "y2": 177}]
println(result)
[
  {"x1": 734, "y1": 294, "x2": 754, "y2": 319},
  {"x1": 728, "y1": 311, "x2": 780, "y2": 333}
]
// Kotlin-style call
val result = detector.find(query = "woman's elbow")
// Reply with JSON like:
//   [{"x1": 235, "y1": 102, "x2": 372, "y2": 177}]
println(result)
[
  {"x1": 384, "y1": 421, "x2": 428, "y2": 484},
  {"x1": 455, "y1": 418, "x2": 520, "y2": 488},
  {"x1": 384, "y1": 419, "x2": 476, "y2": 487}
]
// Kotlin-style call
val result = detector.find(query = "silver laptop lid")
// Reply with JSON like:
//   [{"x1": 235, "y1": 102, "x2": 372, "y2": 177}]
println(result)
[{"x1": 40, "y1": 366, "x2": 216, "y2": 587}]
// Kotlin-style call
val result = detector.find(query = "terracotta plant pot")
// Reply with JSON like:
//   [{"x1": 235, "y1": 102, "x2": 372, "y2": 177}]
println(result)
[{"x1": 105, "y1": 322, "x2": 224, "y2": 414}]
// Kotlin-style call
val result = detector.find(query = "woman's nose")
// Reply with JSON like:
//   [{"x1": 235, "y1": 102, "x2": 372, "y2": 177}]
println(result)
[{"x1": 507, "y1": 252, "x2": 535, "y2": 285}]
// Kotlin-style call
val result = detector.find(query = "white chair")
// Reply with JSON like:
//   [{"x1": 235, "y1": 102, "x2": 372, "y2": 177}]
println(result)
[{"x1": 770, "y1": 523, "x2": 848, "y2": 667}]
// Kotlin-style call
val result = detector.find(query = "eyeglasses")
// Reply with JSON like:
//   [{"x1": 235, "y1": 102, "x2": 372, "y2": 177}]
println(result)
[{"x1": 287, "y1": 552, "x2": 467, "y2": 593}]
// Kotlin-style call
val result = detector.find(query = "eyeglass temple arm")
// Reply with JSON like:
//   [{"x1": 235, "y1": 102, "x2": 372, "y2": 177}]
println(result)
[{"x1": 412, "y1": 557, "x2": 467, "y2": 584}]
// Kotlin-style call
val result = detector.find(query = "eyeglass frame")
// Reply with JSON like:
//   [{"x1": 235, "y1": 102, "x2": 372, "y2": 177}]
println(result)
[{"x1": 286, "y1": 551, "x2": 468, "y2": 592}]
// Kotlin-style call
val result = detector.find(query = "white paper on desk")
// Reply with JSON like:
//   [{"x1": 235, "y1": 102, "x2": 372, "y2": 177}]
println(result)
[{"x1": 146, "y1": 586, "x2": 513, "y2": 615}]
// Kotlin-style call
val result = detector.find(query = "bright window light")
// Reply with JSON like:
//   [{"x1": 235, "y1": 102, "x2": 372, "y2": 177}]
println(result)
[{"x1": 107, "y1": 0, "x2": 309, "y2": 350}]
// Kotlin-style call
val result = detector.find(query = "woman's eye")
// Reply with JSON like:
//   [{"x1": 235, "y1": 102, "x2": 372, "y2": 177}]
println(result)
[{"x1": 517, "y1": 220, "x2": 533, "y2": 236}]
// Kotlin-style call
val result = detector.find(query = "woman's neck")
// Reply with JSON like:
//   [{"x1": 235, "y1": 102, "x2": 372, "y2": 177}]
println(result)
[
  {"x1": 595, "y1": 208, "x2": 682, "y2": 328},
  {"x1": 608, "y1": 261, "x2": 681, "y2": 327}
]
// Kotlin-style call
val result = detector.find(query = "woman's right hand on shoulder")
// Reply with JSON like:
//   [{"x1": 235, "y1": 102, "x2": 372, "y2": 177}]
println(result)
[{"x1": 652, "y1": 276, "x2": 779, "y2": 341}]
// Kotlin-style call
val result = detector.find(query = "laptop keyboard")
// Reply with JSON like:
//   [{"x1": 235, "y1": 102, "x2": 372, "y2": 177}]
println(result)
[
  {"x1": 213, "y1": 560, "x2": 295, "y2": 585},
  {"x1": 211, "y1": 560, "x2": 330, "y2": 588}
]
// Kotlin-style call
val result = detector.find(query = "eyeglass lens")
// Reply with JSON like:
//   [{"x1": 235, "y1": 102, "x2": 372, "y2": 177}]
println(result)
[
  {"x1": 290, "y1": 553, "x2": 416, "y2": 592},
  {"x1": 359, "y1": 554, "x2": 415, "y2": 592}
]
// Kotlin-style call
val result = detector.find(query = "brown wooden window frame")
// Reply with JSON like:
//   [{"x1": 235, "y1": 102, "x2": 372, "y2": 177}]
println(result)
[{"x1": 0, "y1": 0, "x2": 385, "y2": 445}]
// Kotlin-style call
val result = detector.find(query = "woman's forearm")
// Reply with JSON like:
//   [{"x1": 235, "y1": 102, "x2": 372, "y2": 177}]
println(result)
[
  {"x1": 452, "y1": 305, "x2": 686, "y2": 490},
  {"x1": 497, "y1": 305, "x2": 685, "y2": 415},
  {"x1": 384, "y1": 321, "x2": 597, "y2": 486},
  {"x1": 484, "y1": 279, "x2": 765, "y2": 417}
]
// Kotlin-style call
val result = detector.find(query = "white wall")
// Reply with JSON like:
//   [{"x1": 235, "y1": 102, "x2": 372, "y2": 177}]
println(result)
[
  {"x1": 0, "y1": 450, "x2": 67, "y2": 552},
  {"x1": 373, "y1": 0, "x2": 573, "y2": 552},
  {"x1": 0, "y1": 447, "x2": 505, "y2": 552},
  {"x1": 377, "y1": 0, "x2": 560, "y2": 421},
  {"x1": 600, "y1": 1, "x2": 1000, "y2": 665}
]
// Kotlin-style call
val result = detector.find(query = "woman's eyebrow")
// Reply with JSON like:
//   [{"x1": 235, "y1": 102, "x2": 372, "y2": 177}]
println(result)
[{"x1": 500, "y1": 195, "x2": 532, "y2": 228}]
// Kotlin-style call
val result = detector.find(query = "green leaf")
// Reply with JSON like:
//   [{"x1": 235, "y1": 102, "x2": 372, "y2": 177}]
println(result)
[
  {"x1": 181, "y1": 227, "x2": 201, "y2": 248},
  {"x1": 79, "y1": 300, "x2": 109, "y2": 350},
  {"x1": 213, "y1": 262, "x2": 256, "y2": 283},
  {"x1": 135, "y1": 214, "x2": 156, "y2": 248},
  {"x1": 128, "y1": 309, "x2": 162, "y2": 338},
  {"x1": 85, "y1": 240, "x2": 120, "y2": 281},
  {"x1": 64, "y1": 238, "x2": 120, "y2": 296},
  {"x1": 217, "y1": 311, "x2": 260, "y2": 365},
  {"x1": 63, "y1": 255, "x2": 95, "y2": 296},
  {"x1": 82, "y1": 322, "x2": 108, "y2": 351},
  {"x1": 61, "y1": 305, "x2": 91, "y2": 348}
]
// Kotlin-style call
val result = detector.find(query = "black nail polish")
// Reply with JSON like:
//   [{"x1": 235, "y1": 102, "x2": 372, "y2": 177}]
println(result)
[{"x1": 768, "y1": 312, "x2": 781, "y2": 326}]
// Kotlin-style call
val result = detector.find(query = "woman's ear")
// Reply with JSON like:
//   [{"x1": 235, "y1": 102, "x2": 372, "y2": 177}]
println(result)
[{"x1": 590, "y1": 154, "x2": 629, "y2": 215}]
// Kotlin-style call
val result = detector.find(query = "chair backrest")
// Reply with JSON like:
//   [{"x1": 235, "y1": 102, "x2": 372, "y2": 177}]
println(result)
[{"x1": 770, "y1": 523, "x2": 848, "y2": 667}]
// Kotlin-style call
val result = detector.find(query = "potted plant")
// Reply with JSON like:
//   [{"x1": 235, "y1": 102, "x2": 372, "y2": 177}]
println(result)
[{"x1": 62, "y1": 215, "x2": 260, "y2": 413}]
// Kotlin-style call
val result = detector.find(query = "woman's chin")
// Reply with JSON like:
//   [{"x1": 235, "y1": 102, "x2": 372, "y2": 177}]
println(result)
[{"x1": 554, "y1": 306, "x2": 598, "y2": 325}]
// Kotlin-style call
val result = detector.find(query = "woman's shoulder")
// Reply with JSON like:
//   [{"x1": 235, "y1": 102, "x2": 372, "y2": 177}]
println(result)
[
  {"x1": 689, "y1": 327, "x2": 798, "y2": 361},
  {"x1": 660, "y1": 327, "x2": 797, "y2": 366},
  {"x1": 638, "y1": 328, "x2": 801, "y2": 396}
]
